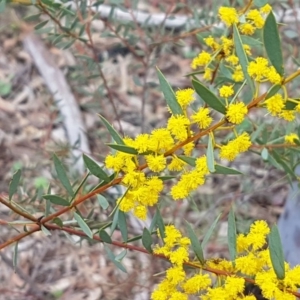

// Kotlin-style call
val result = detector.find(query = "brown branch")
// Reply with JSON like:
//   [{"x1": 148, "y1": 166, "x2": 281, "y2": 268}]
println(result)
[{"x1": 0, "y1": 196, "x2": 37, "y2": 223}]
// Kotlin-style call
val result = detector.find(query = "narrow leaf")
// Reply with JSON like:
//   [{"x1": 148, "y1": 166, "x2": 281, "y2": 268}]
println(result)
[
  {"x1": 111, "y1": 208, "x2": 119, "y2": 234},
  {"x1": 115, "y1": 249, "x2": 127, "y2": 261},
  {"x1": 264, "y1": 12, "x2": 284, "y2": 76},
  {"x1": 186, "y1": 222, "x2": 205, "y2": 264},
  {"x1": 271, "y1": 150, "x2": 296, "y2": 179},
  {"x1": 53, "y1": 217, "x2": 63, "y2": 227},
  {"x1": 192, "y1": 79, "x2": 226, "y2": 114},
  {"x1": 142, "y1": 228, "x2": 153, "y2": 253},
  {"x1": 118, "y1": 211, "x2": 128, "y2": 242},
  {"x1": 214, "y1": 164, "x2": 242, "y2": 175},
  {"x1": 228, "y1": 208, "x2": 237, "y2": 262},
  {"x1": 43, "y1": 195, "x2": 70, "y2": 206},
  {"x1": 207, "y1": 135, "x2": 215, "y2": 172},
  {"x1": 99, "y1": 230, "x2": 112, "y2": 244},
  {"x1": 261, "y1": 148, "x2": 269, "y2": 160},
  {"x1": 9, "y1": 169, "x2": 21, "y2": 201},
  {"x1": 97, "y1": 194, "x2": 109, "y2": 209},
  {"x1": 74, "y1": 212, "x2": 93, "y2": 239},
  {"x1": 34, "y1": 20, "x2": 49, "y2": 30},
  {"x1": 265, "y1": 84, "x2": 281, "y2": 100},
  {"x1": 83, "y1": 154, "x2": 110, "y2": 182},
  {"x1": 201, "y1": 214, "x2": 221, "y2": 249},
  {"x1": 104, "y1": 244, "x2": 127, "y2": 273},
  {"x1": 99, "y1": 115, "x2": 125, "y2": 145},
  {"x1": 41, "y1": 225, "x2": 51, "y2": 236},
  {"x1": 178, "y1": 155, "x2": 196, "y2": 167},
  {"x1": 156, "y1": 67, "x2": 183, "y2": 115},
  {"x1": 268, "y1": 225, "x2": 285, "y2": 279},
  {"x1": 155, "y1": 208, "x2": 165, "y2": 239},
  {"x1": 107, "y1": 144, "x2": 138, "y2": 155},
  {"x1": 233, "y1": 24, "x2": 255, "y2": 95},
  {"x1": 53, "y1": 154, "x2": 73, "y2": 196},
  {"x1": 13, "y1": 242, "x2": 18, "y2": 272}
]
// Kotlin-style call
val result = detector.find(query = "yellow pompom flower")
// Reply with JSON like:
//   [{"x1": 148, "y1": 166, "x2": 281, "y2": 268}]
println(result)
[
  {"x1": 191, "y1": 107, "x2": 213, "y2": 129},
  {"x1": 280, "y1": 110, "x2": 296, "y2": 121},
  {"x1": 219, "y1": 85, "x2": 234, "y2": 98},
  {"x1": 182, "y1": 274, "x2": 211, "y2": 294},
  {"x1": 247, "y1": 57, "x2": 269, "y2": 81},
  {"x1": 226, "y1": 102, "x2": 248, "y2": 124},
  {"x1": 232, "y1": 65, "x2": 244, "y2": 82},
  {"x1": 148, "y1": 128, "x2": 174, "y2": 152},
  {"x1": 285, "y1": 133, "x2": 299, "y2": 144},
  {"x1": 175, "y1": 88, "x2": 195, "y2": 108},
  {"x1": 134, "y1": 133, "x2": 149, "y2": 153},
  {"x1": 168, "y1": 156, "x2": 186, "y2": 171},
  {"x1": 219, "y1": 132, "x2": 251, "y2": 161},
  {"x1": 267, "y1": 66, "x2": 282, "y2": 84},
  {"x1": 191, "y1": 51, "x2": 211, "y2": 69},
  {"x1": 225, "y1": 54, "x2": 239, "y2": 65},
  {"x1": 145, "y1": 154, "x2": 166, "y2": 172},
  {"x1": 247, "y1": 9, "x2": 265, "y2": 28},
  {"x1": 264, "y1": 93, "x2": 285, "y2": 116},
  {"x1": 260, "y1": 4, "x2": 272, "y2": 14},
  {"x1": 239, "y1": 23, "x2": 255, "y2": 35},
  {"x1": 204, "y1": 35, "x2": 219, "y2": 50},
  {"x1": 219, "y1": 7, "x2": 239, "y2": 27},
  {"x1": 167, "y1": 115, "x2": 190, "y2": 141},
  {"x1": 203, "y1": 67, "x2": 213, "y2": 81}
]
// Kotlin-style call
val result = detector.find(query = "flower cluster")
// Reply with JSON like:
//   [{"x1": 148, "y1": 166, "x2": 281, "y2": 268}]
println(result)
[
  {"x1": 105, "y1": 87, "x2": 214, "y2": 217},
  {"x1": 152, "y1": 221, "x2": 300, "y2": 300},
  {"x1": 152, "y1": 225, "x2": 212, "y2": 300}
]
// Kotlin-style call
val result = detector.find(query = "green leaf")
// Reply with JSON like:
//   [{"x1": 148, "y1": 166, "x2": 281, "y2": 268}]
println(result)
[
  {"x1": 24, "y1": 13, "x2": 42, "y2": 22},
  {"x1": 156, "y1": 67, "x2": 183, "y2": 115},
  {"x1": 104, "y1": 244, "x2": 127, "y2": 273},
  {"x1": 52, "y1": 217, "x2": 63, "y2": 227},
  {"x1": 155, "y1": 208, "x2": 165, "y2": 239},
  {"x1": 233, "y1": 24, "x2": 255, "y2": 95},
  {"x1": 115, "y1": 249, "x2": 127, "y2": 261},
  {"x1": 192, "y1": 79, "x2": 226, "y2": 114},
  {"x1": 271, "y1": 150, "x2": 296, "y2": 179},
  {"x1": 261, "y1": 148, "x2": 269, "y2": 160},
  {"x1": 265, "y1": 84, "x2": 281, "y2": 100},
  {"x1": 268, "y1": 225, "x2": 285, "y2": 279},
  {"x1": 99, "y1": 230, "x2": 112, "y2": 244},
  {"x1": 97, "y1": 194, "x2": 109, "y2": 209},
  {"x1": 34, "y1": 20, "x2": 49, "y2": 30},
  {"x1": 83, "y1": 154, "x2": 110, "y2": 182},
  {"x1": 254, "y1": 0, "x2": 268, "y2": 7},
  {"x1": 228, "y1": 208, "x2": 237, "y2": 262},
  {"x1": 53, "y1": 154, "x2": 74, "y2": 197},
  {"x1": 99, "y1": 115, "x2": 125, "y2": 145},
  {"x1": 41, "y1": 225, "x2": 52, "y2": 236},
  {"x1": 263, "y1": 12, "x2": 284, "y2": 76},
  {"x1": 207, "y1": 135, "x2": 215, "y2": 173},
  {"x1": 186, "y1": 222, "x2": 204, "y2": 264},
  {"x1": 118, "y1": 211, "x2": 128, "y2": 242},
  {"x1": 74, "y1": 212, "x2": 93, "y2": 239},
  {"x1": 111, "y1": 208, "x2": 119, "y2": 234},
  {"x1": 107, "y1": 144, "x2": 138, "y2": 155},
  {"x1": 201, "y1": 214, "x2": 221, "y2": 249},
  {"x1": 9, "y1": 169, "x2": 21, "y2": 201},
  {"x1": 178, "y1": 155, "x2": 196, "y2": 167},
  {"x1": 214, "y1": 164, "x2": 242, "y2": 175},
  {"x1": 43, "y1": 194, "x2": 70, "y2": 206},
  {"x1": 13, "y1": 242, "x2": 18, "y2": 272},
  {"x1": 71, "y1": 172, "x2": 89, "y2": 203},
  {"x1": 158, "y1": 175, "x2": 176, "y2": 181},
  {"x1": 142, "y1": 228, "x2": 153, "y2": 253}
]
